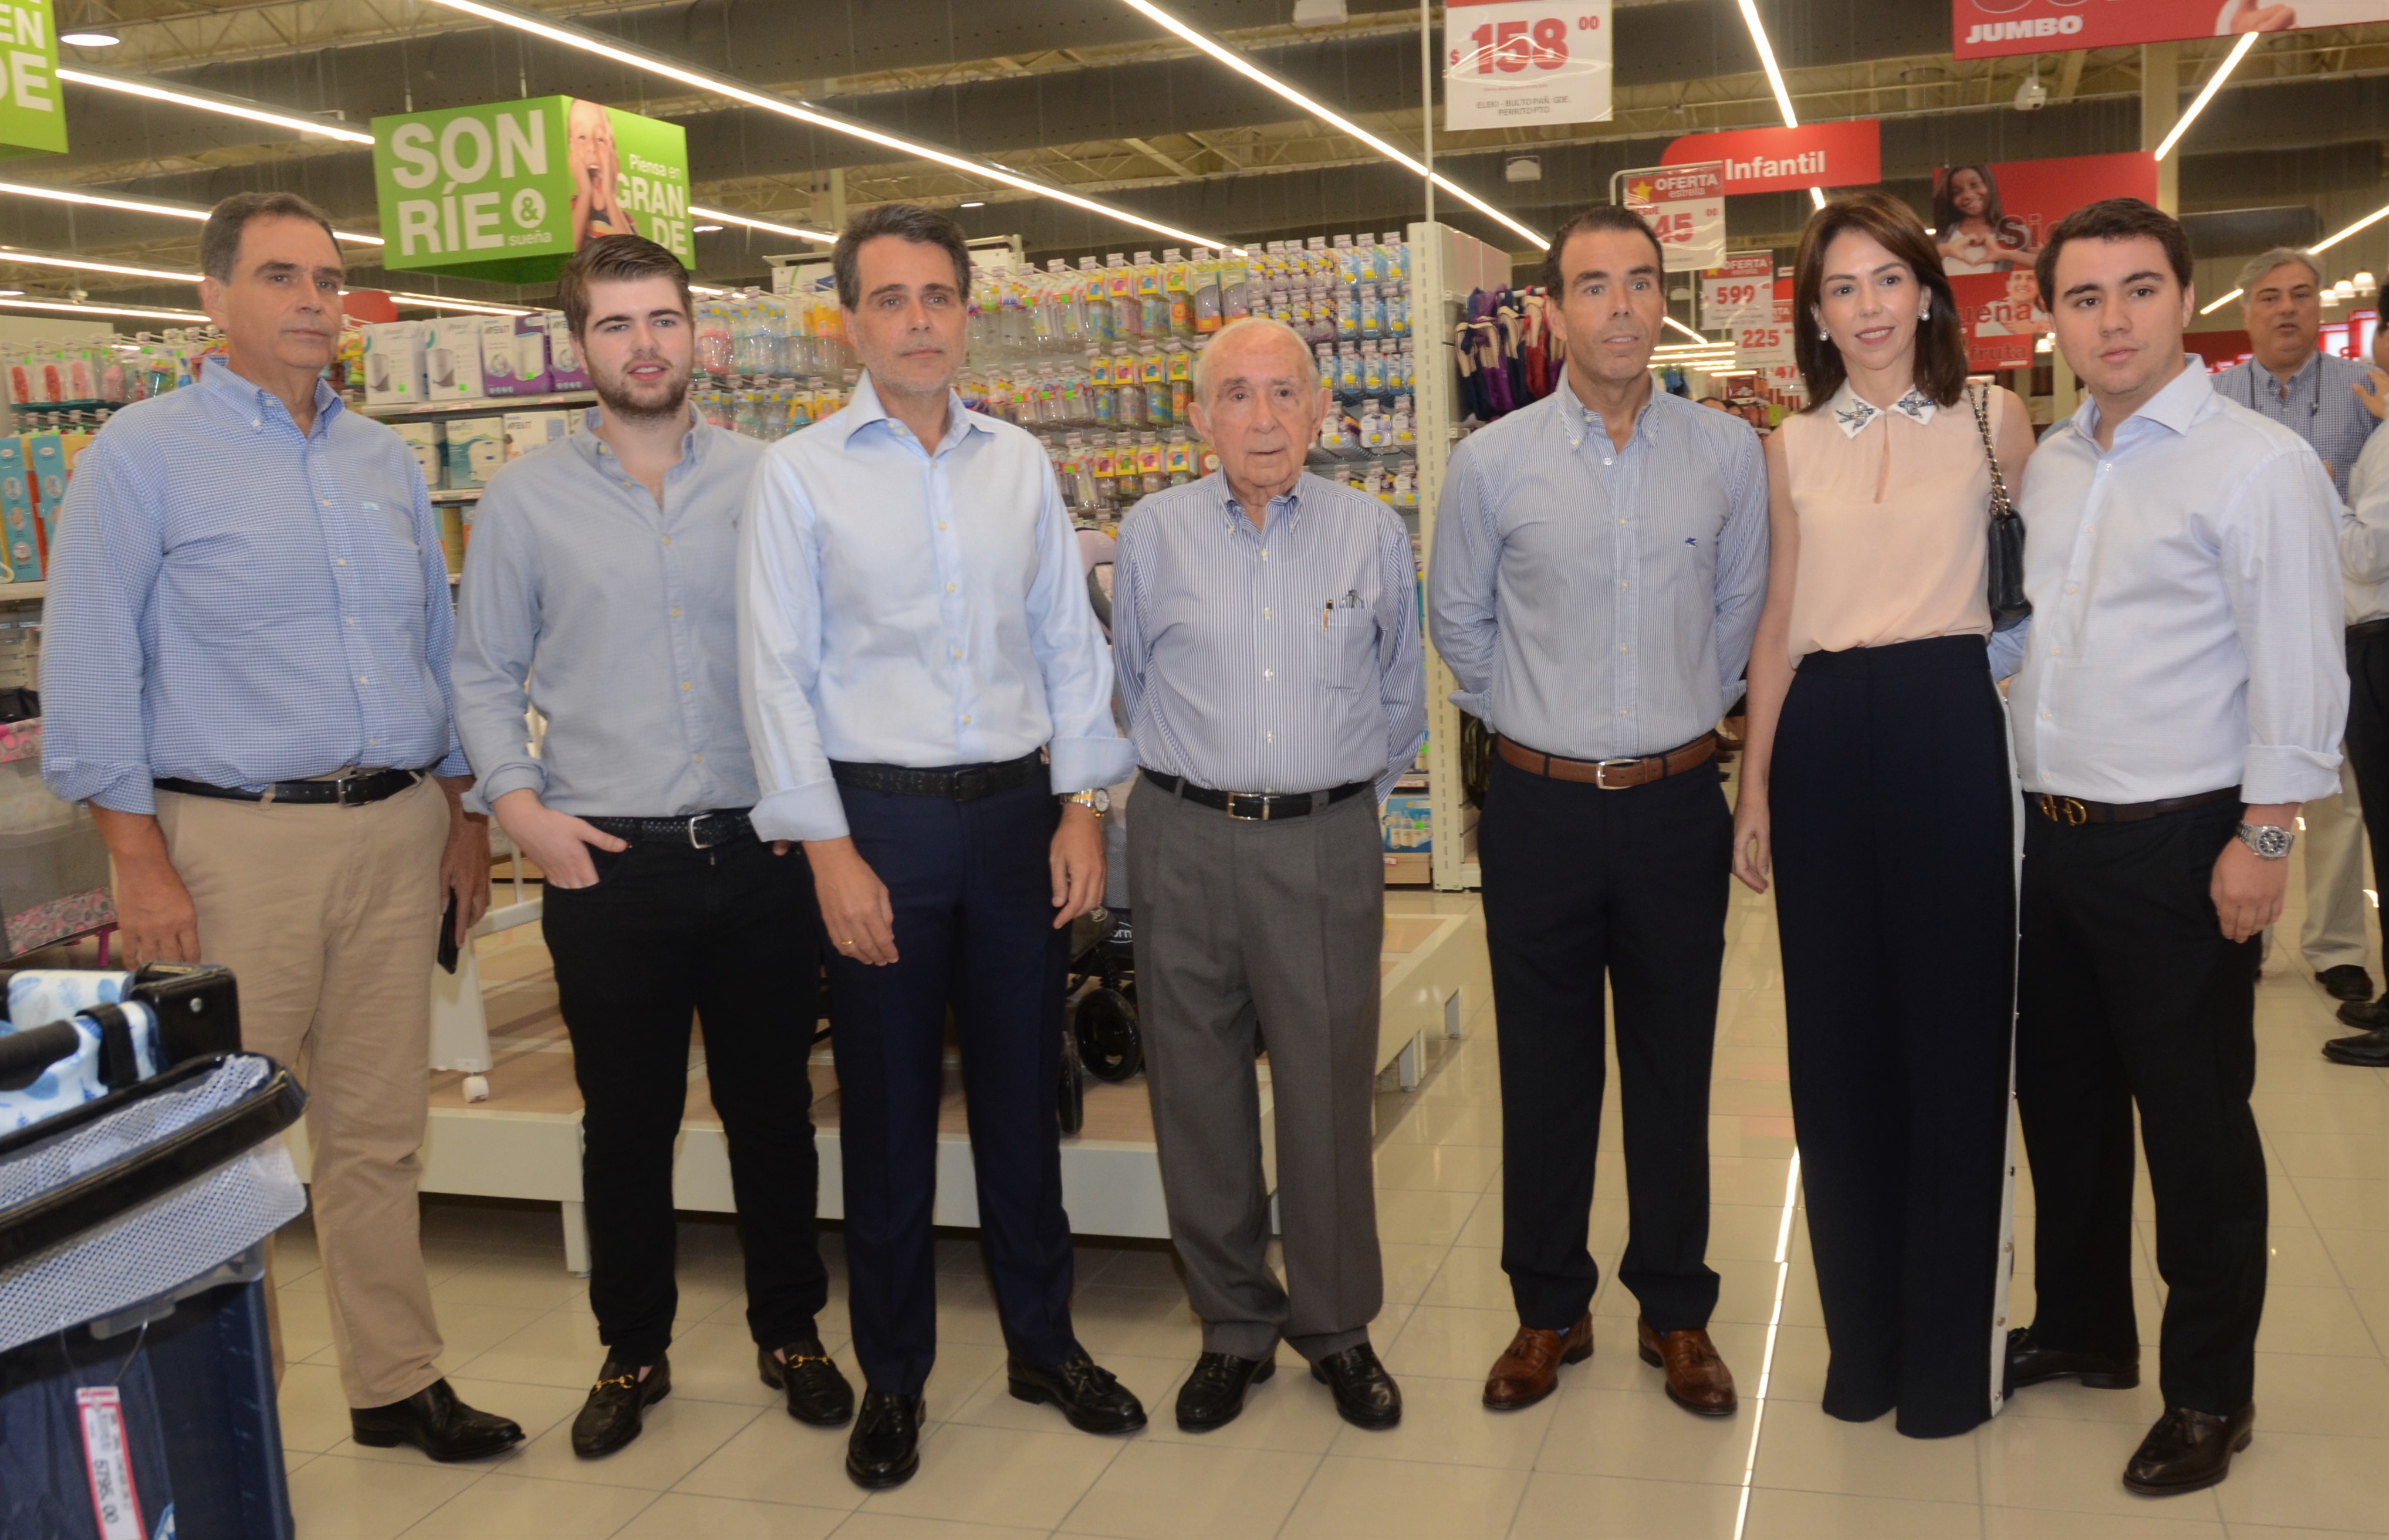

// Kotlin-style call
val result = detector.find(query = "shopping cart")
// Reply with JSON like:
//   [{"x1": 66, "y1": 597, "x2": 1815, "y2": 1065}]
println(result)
[{"x1": 0, "y1": 965, "x2": 308, "y2": 1540}]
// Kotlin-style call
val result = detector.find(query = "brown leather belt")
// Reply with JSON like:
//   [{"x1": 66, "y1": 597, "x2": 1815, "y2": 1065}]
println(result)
[
  {"x1": 2350, "y1": 617, "x2": 2389, "y2": 642},
  {"x1": 2029, "y1": 787, "x2": 2238, "y2": 826},
  {"x1": 1496, "y1": 732, "x2": 1718, "y2": 790}
]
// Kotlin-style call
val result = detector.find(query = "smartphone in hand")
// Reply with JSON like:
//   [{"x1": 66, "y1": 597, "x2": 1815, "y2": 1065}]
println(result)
[{"x1": 437, "y1": 895, "x2": 461, "y2": 974}]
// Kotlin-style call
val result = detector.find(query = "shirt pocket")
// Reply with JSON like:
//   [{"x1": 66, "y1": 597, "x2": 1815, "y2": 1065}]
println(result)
[
  {"x1": 1317, "y1": 607, "x2": 1376, "y2": 692},
  {"x1": 356, "y1": 492, "x2": 429, "y2": 614}
]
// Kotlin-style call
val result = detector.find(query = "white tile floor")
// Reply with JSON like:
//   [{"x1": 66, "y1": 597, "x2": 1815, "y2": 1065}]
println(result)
[{"x1": 273, "y1": 871, "x2": 2389, "y2": 1539}]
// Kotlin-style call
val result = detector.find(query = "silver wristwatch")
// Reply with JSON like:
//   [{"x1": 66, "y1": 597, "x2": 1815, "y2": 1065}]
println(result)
[
  {"x1": 1063, "y1": 787, "x2": 1111, "y2": 816},
  {"x1": 2235, "y1": 822, "x2": 2294, "y2": 859}
]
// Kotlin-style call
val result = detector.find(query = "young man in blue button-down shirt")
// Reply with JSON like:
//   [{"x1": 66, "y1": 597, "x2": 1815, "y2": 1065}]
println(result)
[{"x1": 41, "y1": 192, "x2": 520, "y2": 1462}]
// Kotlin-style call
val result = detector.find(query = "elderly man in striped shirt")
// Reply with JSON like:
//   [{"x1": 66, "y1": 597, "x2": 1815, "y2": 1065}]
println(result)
[{"x1": 1111, "y1": 315, "x2": 1427, "y2": 1437}]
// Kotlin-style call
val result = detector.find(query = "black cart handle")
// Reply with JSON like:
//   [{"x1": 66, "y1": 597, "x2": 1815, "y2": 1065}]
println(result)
[{"x1": 0, "y1": 1021, "x2": 82, "y2": 1090}]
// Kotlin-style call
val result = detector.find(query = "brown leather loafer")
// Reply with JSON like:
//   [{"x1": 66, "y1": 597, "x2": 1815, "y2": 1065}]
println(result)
[
  {"x1": 1483, "y1": 1314, "x2": 1592, "y2": 1410},
  {"x1": 1637, "y1": 1319, "x2": 1738, "y2": 1416}
]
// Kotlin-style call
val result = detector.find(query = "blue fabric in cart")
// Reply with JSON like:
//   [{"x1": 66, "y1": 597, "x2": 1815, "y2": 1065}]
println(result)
[
  {"x1": 0, "y1": 1055, "x2": 305, "y2": 1357},
  {"x1": 0, "y1": 1009, "x2": 167, "y2": 1136}
]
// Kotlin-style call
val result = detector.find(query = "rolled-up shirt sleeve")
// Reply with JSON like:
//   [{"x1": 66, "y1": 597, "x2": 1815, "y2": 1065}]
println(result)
[
  {"x1": 449, "y1": 478, "x2": 547, "y2": 813},
  {"x1": 738, "y1": 451, "x2": 851, "y2": 842},
  {"x1": 1426, "y1": 439, "x2": 1499, "y2": 723},
  {"x1": 39, "y1": 440, "x2": 164, "y2": 814},
  {"x1": 1025, "y1": 465, "x2": 1135, "y2": 794},
  {"x1": 1375, "y1": 510, "x2": 1428, "y2": 802},
  {"x1": 1711, "y1": 424, "x2": 1770, "y2": 702},
  {"x1": 2341, "y1": 427, "x2": 2389, "y2": 589},
  {"x1": 2228, "y1": 446, "x2": 2349, "y2": 804}
]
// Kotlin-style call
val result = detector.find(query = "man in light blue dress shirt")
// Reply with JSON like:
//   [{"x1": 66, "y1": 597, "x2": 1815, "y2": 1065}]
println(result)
[
  {"x1": 738, "y1": 204, "x2": 1140, "y2": 1490},
  {"x1": 40, "y1": 192, "x2": 519, "y2": 1462},
  {"x1": 1429, "y1": 205, "x2": 1768, "y2": 1417},
  {"x1": 452, "y1": 236, "x2": 851, "y2": 1460},
  {"x1": 1111, "y1": 317, "x2": 1426, "y2": 1436}
]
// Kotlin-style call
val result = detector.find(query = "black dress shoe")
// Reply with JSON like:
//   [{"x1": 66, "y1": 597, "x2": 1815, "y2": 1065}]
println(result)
[
  {"x1": 2005, "y1": 1328, "x2": 2140, "y2": 1393},
  {"x1": 1309, "y1": 1342, "x2": 1401, "y2": 1430},
  {"x1": 2124, "y1": 1403, "x2": 2254, "y2": 1495},
  {"x1": 2323, "y1": 1026, "x2": 2389, "y2": 1066},
  {"x1": 1175, "y1": 1351, "x2": 1276, "y2": 1432},
  {"x1": 2337, "y1": 996, "x2": 2388, "y2": 1029},
  {"x1": 846, "y1": 1390, "x2": 924, "y2": 1490},
  {"x1": 2319, "y1": 964, "x2": 2376, "y2": 1002},
  {"x1": 759, "y1": 1339, "x2": 855, "y2": 1427},
  {"x1": 349, "y1": 1377, "x2": 524, "y2": 1463},
  {"x1": 570, "y1": 1355, "x2": 670, "y2": 1458},
  {"x1": 1007, "y1": 1351, "x2": 1147, "y2": 1434}
]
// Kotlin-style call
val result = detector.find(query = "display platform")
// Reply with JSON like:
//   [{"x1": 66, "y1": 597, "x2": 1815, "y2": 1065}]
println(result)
[{"x1": 283, "y1": 902, "x2": 1487, "y2": 1272}]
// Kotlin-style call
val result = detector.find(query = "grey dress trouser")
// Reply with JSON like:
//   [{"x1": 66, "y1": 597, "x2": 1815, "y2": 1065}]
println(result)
[{"x1": 1127, "y1": 779, "x2": 1387, "y2": 1363}]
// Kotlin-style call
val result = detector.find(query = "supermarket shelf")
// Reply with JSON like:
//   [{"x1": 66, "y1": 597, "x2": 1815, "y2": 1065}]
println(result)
[
  {"x1": 0, "y1": 581, "x2": 43, "y2": 603},
  {"x1": 430, "y1": 488, "x2": 482, "y2": 504},
  {"x1": 361, "y1": 390, "x2": 593, "y2": 418}
]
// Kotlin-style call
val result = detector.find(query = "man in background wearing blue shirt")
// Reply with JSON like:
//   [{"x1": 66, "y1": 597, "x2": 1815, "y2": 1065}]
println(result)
[
  {"x1": 1111, "y1": 317, "x2": 1427, "y2": 1436},
  {"x1": 451, "y1": 236, "x2": 852, "y2": 1460},
  {"x1": 40, "y1": 192, "x2": 521, "y2": 1462},
  {"x1": 739, "y1": 204, "x2": 1141, "y2": 1491}
]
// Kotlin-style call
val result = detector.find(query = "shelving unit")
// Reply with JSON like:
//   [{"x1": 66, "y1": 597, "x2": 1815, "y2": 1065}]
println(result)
[
  {"x1": 1408, "y1": 221, "x2": 1515, "y2": 892},
  {"x1": 358, "y1": 389, "x2": 594, "y2": 419}
]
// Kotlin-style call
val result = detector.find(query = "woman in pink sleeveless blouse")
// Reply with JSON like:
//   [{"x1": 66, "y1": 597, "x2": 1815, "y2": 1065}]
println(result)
[{"x1": 1730, "y1": 192, "x2": 2039, "y2": 1438}]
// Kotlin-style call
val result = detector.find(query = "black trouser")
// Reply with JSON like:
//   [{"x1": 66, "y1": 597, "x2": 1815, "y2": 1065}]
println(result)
[
  {"x1": 824, "y1": 775, "x2": 1080, "y2": 1395},
  {"x1": 2016, "y1": 796, "x2": 2267, "y2": 1417},
  {"x1": 540, "y1": 834, "x2": 830, "y2": 1366},
  {"x1": 1771, "y1": 635, "x2": 2013, "y2": 1439},
  {"x1": 1479, "y1": 747, "x2": 1729, "y2": 1334},
  {"x1": 2343, "y1": 629, "x2": 2389, "y2": 937}
]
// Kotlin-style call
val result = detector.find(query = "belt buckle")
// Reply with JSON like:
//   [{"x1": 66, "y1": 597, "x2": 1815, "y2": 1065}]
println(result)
[
  {"x1": 329, "y1": 768, "x2": 373, "y2": 807},
  {"x1": 1227, "y1": 794, "x2": 1265, "y2": 822},
  {"x1": 954, "y1": 768, "x2": 987, "y2": 801},
  {"x1": 1593, "y1": 757, "x2": 1640, "y2": 791},
  {"x1": 688, "y1": 813, "x2": 721, "y2": 849},
  {"x1": 2039, "y1": 795, "x2": 2090, "y2": 827}
]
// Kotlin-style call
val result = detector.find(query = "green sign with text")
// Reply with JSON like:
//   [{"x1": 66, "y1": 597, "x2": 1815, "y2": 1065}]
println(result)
[
  {"x1": 371, "y1": 95, "x2": 691, "y2": 283},
  {"x1": 0, "y1": 1, "x2": 65, "y2": 158}
]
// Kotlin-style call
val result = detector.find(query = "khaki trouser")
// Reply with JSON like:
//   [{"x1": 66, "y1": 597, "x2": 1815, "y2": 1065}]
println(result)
[{"x1": 150, "y1": 776, "x2": 450, "y2": 1407}]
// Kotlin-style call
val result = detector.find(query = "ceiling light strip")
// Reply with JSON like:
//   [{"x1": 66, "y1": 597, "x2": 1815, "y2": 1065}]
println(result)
[
  {"x1": 419, "y1": 0, "x2": 1236, "y2": 252},
  {"x1": 0, "y1": 177, "x2": 384, "y2": 245},
  {"x1": 1114, "y1": 0, "x2": 1544, "y2": 248},
  {"x1": 1663, "y1": 316, "x2": 1711, "y2": 343},
  {"x1": 1735, "y1": 2, "x2": 1826, "y2": 213},
  {"x1": 0, "y1": 248, "x2": 199, "y2": 282},
  {"x1": 2199, "y1": 286, "x2": 2244, "y2": 316},
  {"x1": 383, "y1": 291, "x2": 533, "y2": 316},
  {"x1": 687, "y1": 204, "x2": 837, "y2": 243},
  {"x1": 59, "y1": 66, "x2": 377, "y2": 145},
  {"x1": 2154, "y1": 31, "x2": 2259, "y2": 161},
  {"x1": 0, "y1": 296, "x2": 208, "y2": 321},
  {"x1": 2313, "y1": 200, "x2": 2389, "y2": 255}
]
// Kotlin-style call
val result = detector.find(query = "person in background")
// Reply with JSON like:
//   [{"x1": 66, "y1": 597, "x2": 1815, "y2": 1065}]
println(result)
[
  {"x1": 451, "y1": 235, "x2": 851, "y2": 1459},
  {"x1": 1734, "y1": 190, "x2": 2034, "y2": 1439},
  {"x1": 39, "y1": 191, "x2": 520, "y2": 1462},
  {"x1": 2212, "y1": 249, "x2": 2381, "y2": 1009},
  {"x1": 2008, "y1": 198, "x2": 2344, "y2": 1496},
  {"x1": 1932, "y1": 163, "x2": 2041, "y2": 275},
  {"x1": 2321, "y1": 412, "x2": 2389, "y2": 1066},
  {"x1": 739, "y1": 203, "x2": 1141, "y2": 1492},
  {"x1": 2353, "y1": 320, "x2": 2389, "y2": 419},
  {"x1": 1111, "y1": 316, "x2": 1426, "y2": 1436},
  {"x1": 1430, "y1": 204, "x2": 1767, "y2": 1420}
]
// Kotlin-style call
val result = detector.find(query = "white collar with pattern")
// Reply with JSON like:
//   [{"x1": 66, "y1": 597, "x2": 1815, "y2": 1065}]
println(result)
[{"x1": 1828, "y1": 383, "x2": 1939, "y2": 437}]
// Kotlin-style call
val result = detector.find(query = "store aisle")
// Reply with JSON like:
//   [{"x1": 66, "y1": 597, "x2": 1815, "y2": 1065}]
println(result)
[{"x1": 271, "y1": 872, "x2": 2389, "y2": 1539}]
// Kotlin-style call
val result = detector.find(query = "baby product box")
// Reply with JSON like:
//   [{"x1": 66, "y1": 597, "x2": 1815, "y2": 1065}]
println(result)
[
  {"x1": 1381, "y1": 794, "x2": 1431, "y2": 854},
  {"x1": 443, "y1": 416, "x2": 506, "y2": 489},
  {"x1": 425, "y1": 316, "x2": 485, "y2": 401},
  {"x1": 362, "y1": 321, "x2": 428, "y2": 406},
  {"x1": 43, "y1": 429, "x2": 93, "y2": 563},
  {"x1": 0, "y1": 437, "x2": 38, "y2": 583},
  {"x1": 477, "y1": 316, "x2": 521, "y2": 397},
  {"x1": 541, "y1": 312, "x2": 589, "y2": 391},
  {"x1": 390, "y1": 421, "x2": 445, "y2": 490},
  {"x1": 503, "y1": 410, "x2": 567, "y2": 461},
  {"x1": 496, "y1": 316, "x2": 551, "y2": 395}
]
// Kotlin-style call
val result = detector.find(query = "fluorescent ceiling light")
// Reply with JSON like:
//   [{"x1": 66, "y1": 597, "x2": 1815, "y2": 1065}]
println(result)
[
  {"x1": 2199, "y1": 286, "x2": 2243, "y2": 314},
  {"x1": 420, "y1": 0, "x2": 1235, "y2": 251},
  {"x1": 60, "y1": 66, "x2": 377, "y2": 145},
  {"x1": 959, "y1": 200, "x2": 985, "y2": 208},
  {"x1": 687, "y1": 205, "x2": 836, "y2": 243},
  {"x1": 692, "y1": 223, "x2": 724, "y2": 232},
  {"x1": 60, "y1": 31, "x2": 119, "y2": 46},
  {"x1": 0, "y1": 247, "x2": 199, "y2": 282},
  {"x1": 689, "y1": 283, "x2": 728, "y2": 295},
  {"x1": 0, "y1": 295, "x2": 208, "y2": 321},
  {"x1": 0, "y1": 177, "x2": 383, "y2": 245},
  {"x1": 2313, "y1": 199, "x2": 2389, "y2": 254},
  {"x1": 1735, "y1": 2, "x2": 1827, "y2": 213},
  {"x1": 1810, "y1": 188, "x2": 1826, "y2": 210},
  {"x1": 1663, "y1": 316, "x2": 1711, "y2": 343},
  {"x1": 2155, "y1": 31, "x2": 2258, "y2": 161},
  {"x1": 1114, "y1": 0, "x2": 1543, "y2": 248},
  {"x1": 384, "y1": 291, "x2": 532, "y2": 316}
]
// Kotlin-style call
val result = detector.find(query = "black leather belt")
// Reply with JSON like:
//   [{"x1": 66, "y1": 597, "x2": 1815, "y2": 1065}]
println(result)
[
  {"x1": 830, "y1": 750, "x2": 1040, "y2": 802},
  {"x1": 154, "y1": 767, "x2": 427, "y2": 807},
  {"x1": 2030, "y1": 787, "x2": 2239, "y2": 826},
  {"x1": 583, "y1": 809, "x2": 756, "y2": 848},
  {"x1": 2350, "y1": 618, "x2": 2389, "y2": 642},
  {"x1": 1143, "y1": 769, "x2": 1370, "y2": 822}
]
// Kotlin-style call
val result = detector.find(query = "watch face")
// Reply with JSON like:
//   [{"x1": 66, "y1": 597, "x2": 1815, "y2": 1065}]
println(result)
[
  {"x1": 2244, "y1": 824, "x2": 2292, "y2": 858},
  {"x1": 1093, "y1": 787, "x2": 1112, "y2": 815}
]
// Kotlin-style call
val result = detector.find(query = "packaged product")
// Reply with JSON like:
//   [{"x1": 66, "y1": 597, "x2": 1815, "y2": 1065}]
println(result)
[
  {"x1": 543, "y1": 312, "x2": 590, "y2": 390},
  {"x1": 442, "y1": 417, "x2": 506, "y2": 488},
  {"x1": 0, "y1": 438, "x2": 39, "y2": 582},
  {"x1": 362, "y1": 321, "x2": 430, "y2": 405},
  {"x1": 425, "y1": 316, "x2": 486, "y2": 400},
  {"x1": 502, "y1": 411, "x2": 569, "y2": 460},
  {"x1": 390, "y1": 421, "x2": 445, "y2": 489}
]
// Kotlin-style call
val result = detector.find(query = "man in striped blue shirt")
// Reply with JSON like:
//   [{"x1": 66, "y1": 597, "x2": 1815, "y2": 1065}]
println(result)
[
  {"x1": 1112, "y1": 316, "x2": 1426, "y2": 1436},
  {"x1": 40, "y1": 192, "x2": 520, "y2": 1462}
]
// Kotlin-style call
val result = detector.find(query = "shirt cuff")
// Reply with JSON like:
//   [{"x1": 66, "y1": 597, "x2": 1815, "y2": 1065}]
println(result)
[
  {"x1": 1448, "y1": 687, "x2": 1489, "y2": 724},
  {"x1": 1049, "y1": 736, "x2": 1137, "y2": 796},
  {"x1": 48, "y1": 762, "x2": 157, "y2": 816},
  {"x1": 752, "y1": 780, "x2": 851, "y2": 843},
  {"x1": 1373, "y1": 764, "x2": 1406, "y2": 804},
  {"x1": 2242, "y1": 744, "x2": 2344, "y2": 807},
  {"x1": 473, "y1": 763, "x2": 547, "y2": 818}
]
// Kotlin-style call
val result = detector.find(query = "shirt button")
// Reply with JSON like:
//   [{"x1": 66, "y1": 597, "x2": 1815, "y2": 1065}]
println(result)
[
  {"x1": 1618, "y1": 709, "x2": 1628, "y2": 716},
  {"x1": 1620, "y1": 581, "x2": 1629, "y2": 590},
  {"x1": 939, "y1": 521, "x2": 948, "y2": 530},
  {"x1": 1261, "y1": 549, "x2": 1269, "y2": 559},
  {"x1": 663, "y1": 536, "x2": 673, "y2": 545},
  {"x1": 681, "y1": 681, "x2": 692, "y2": 691},
  {"x1": 693, "y1": 753, "x2": 704, "y2": 763},
  {"x1": 1619, "y1": 645, "x2": 1628, "y2": 653},
  {"x1": 2065, "y1": 584, "x2": 2077, "y2": 594},
  {"x1": 947, "y1": 583, "x2": 957, "y2": 593},
  {"x1": 368, "y1": 737, "x2": 378, "y2": 745},
  {"x1": 962, "y1": 713, "x2": 971, "y2": 725},
  {"x1": 336, "y1": 557, "x2": 348, "y2": 566},
  {"x1": 356, "y1": 675, "x2": 369, "y2": 685},
  {"x1": 1602, "y1": 458, "x2": 1613, "y2": 466},
  {"x1": 344, "y1": 617, "x2": 355, "y2": 625},
  {"x1": 1265, "y1": 669, "x2": 1275, "y2": 680},
  {"x1": 952, "y1": 649, "x2": 963, "y2": 659},
  {"x1": 2042, "y1": 712, "x2": 2052, "y2": 720},
  {"x1": 1264, "y1": 607, "x2": 1273, "y2": 618},
  {"x1": 251, "y1": 419, "x2": 261, "y2": 429},
  {"x1": 318, "y1": 498, "x2": 330, "y2": 507},
  {"x1": 671, "y1": 608, "x2": 681, "y2": 618},
  {"x1": 1266, "y1": 732, "x2": 1276, "y2": 743}
]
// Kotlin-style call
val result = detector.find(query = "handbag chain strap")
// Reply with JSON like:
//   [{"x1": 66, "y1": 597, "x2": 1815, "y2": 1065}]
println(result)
[{"x1": 1970, "y1": 380, "x2": 2015, "y2": 520}]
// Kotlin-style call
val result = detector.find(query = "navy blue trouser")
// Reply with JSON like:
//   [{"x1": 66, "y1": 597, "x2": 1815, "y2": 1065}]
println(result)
[{"x1": 825, "y1": 774, "x2": 1081, "y2": 1396}]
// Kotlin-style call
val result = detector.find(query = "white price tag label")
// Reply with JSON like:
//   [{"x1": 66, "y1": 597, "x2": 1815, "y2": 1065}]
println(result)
[
  {"x1": 1699, "y1": 253, "x2": 1773, "y2": 331},
  {"x1": 1445, "y1": 0, "x2": 1613, "y2": 130},
  {"x1": 1621, "y1": 163, "x2": 1726, "y2": 272},
  {"x1": 76, "y1": 1387, "x2": 146, "y2": 1540},
  {"x1": 1737, "y1": 295, "x2": 1796, "y2": 371}
]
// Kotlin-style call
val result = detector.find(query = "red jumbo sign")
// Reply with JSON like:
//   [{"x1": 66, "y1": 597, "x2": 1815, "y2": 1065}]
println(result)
[
  {"x1": 1954, "y1": 1, "x2": 2389, "y2": 60},
  {"x1": 1661, "y1": 121, "x2": 1880, "y2": 196}
]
